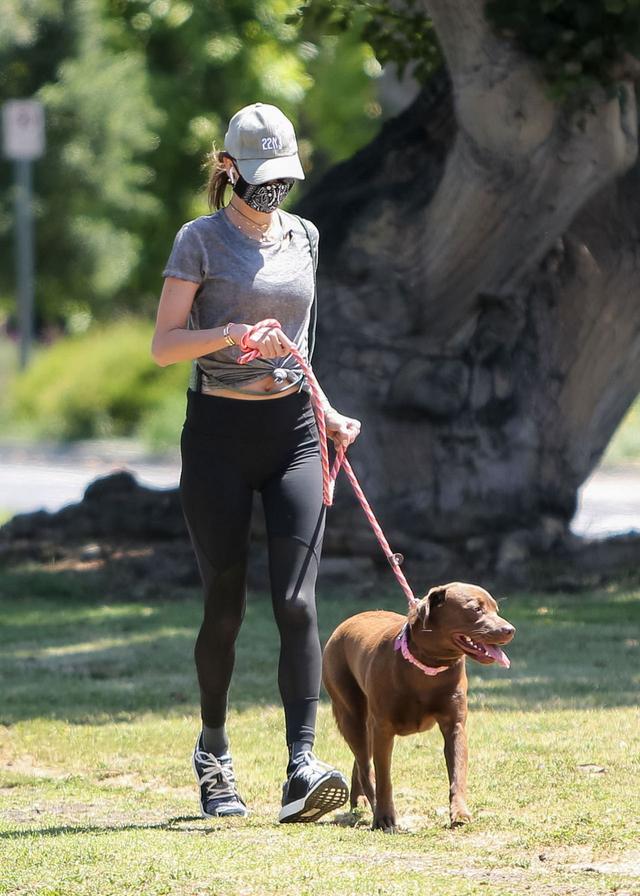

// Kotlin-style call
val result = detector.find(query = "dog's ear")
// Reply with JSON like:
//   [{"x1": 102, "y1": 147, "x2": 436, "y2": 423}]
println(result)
[
  {"x1": 411, "y1": 585, "x2": 448, "y2": 629},
  {"x1": 427, "y1": 585, "x2": 447, "y2": 610}
]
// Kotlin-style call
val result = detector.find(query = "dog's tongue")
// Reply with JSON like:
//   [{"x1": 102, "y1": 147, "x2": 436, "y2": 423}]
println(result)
[{"x1": 485, "y1": 644, "x2": 510, "y2": 668}]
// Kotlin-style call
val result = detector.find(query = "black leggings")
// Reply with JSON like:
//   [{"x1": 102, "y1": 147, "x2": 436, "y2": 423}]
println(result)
[{"x1": 179, "y1": 387, "x2": 326, "y2": 746}]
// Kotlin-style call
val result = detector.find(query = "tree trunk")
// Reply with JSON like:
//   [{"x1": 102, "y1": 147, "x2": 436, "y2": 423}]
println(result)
[
  {"x1": 5, "y1": 3, "x2": 638, "y2": 592},
  {"x1": 295, "y1": 2, "x2": 640, "y2": 582}
]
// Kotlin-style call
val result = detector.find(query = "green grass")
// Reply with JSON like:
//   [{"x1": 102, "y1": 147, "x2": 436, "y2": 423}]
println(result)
[{"x1": 1, "y1": 570, "x2": 639, "y2": 896}]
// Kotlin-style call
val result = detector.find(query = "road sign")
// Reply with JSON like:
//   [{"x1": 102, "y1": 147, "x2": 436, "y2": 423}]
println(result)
[
  {"x1": 3, "y1": 99, "x2": 45, "y2": 368},
  {"x1": 2, "y1": 100, "x2": 45, "y2": 160}
]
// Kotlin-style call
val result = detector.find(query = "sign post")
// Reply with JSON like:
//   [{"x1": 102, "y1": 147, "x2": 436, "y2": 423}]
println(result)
[{"x1": 2, "y1": 100, "x2": 45, "y2": 368}]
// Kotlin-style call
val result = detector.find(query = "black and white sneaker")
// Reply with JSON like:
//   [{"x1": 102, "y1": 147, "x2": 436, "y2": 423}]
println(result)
[
  {"x1": 192, "y1": 733, "x2": 249, "y2": 818},
  {"x1": 278, "y1": 751, "x2": 348, "y2": 823}
]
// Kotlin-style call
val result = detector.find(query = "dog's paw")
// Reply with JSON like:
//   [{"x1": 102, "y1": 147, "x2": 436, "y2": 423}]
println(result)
[
  {"x1": 450, "y1": 801, "x2": 472, "y2": 827},
  {"x1": 372, "y1": 813, "x2": 397, "y2": 834}
]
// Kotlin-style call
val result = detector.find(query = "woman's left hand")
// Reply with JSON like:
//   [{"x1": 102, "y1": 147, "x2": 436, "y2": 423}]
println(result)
[{"x1": 324, "y1": 407, "x2": 362, "y2": 451}]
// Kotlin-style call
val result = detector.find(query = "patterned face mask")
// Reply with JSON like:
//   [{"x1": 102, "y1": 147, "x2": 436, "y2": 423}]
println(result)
[{"x1": 232, "y1": 171, "x2": 294, "y2": 212}]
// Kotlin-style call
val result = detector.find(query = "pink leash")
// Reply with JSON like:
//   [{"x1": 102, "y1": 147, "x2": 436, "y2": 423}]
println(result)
[
  {"x1": 237, "y1": 319, "x2": 449, "y2": 677},
  {"x1": 237, "y1": 318, "x2": 418, "y2": 607}
]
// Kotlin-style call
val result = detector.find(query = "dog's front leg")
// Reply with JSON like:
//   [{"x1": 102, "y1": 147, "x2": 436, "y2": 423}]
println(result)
[
  {"x1": 439, "y1": 715, "x2": 472, "y2": 826},
  {"x1": 370, "y1": 721, "x2": 397, "y2": 833}
]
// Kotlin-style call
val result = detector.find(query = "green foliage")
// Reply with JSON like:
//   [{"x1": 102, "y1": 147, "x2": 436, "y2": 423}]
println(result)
[
  {"x1": 485, "y1": 0, "x2": 640, "y2": 100},
  {"x1": 137, "y1": 387, "x2": 186, "y2": 452},
  {"x1": 299, "y1": 25, "x2": 386, "y2": 172},
  {"x1": 603, "y1": 396, "x2": 640, "y2": 464},
  {"x1": 297, "y1": 0, "x2": 640, "y2": 103},
  {"x1": 292, "y1": 0, "x2": 442, "y2": 84},
  {"x1": 8, "y1": 317, "x2": 188, "y2": 440},
  {"x1": 0, "y1": 0, "x2": 162, "y2": 322}
]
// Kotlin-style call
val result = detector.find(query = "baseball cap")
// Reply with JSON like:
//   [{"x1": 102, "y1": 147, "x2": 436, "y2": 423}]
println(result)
[{"x1": 224, "y1": 102, "x2": 305, "y2": 185}]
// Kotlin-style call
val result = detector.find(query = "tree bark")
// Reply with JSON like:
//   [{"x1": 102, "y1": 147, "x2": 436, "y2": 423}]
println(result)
[{"x1": 295, "y1": 4, "x2": 640, "y2": 580}]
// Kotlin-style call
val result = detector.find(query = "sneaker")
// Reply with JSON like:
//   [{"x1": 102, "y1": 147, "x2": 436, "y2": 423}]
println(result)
[
  {"x1": 192, "y1": 733, "x2": 249, "y2": 818},
  {"x1": 278, "y1": 751, "x2": 348, "y2": 823}
]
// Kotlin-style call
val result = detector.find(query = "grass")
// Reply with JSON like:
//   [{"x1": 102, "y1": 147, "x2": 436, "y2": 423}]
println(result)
[{"x1": 1, "y1": 569, "x2": 639, "y2": 896}]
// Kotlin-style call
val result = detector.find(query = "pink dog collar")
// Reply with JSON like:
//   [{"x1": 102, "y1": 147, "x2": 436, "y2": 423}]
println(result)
[{"x1": 394, "y1": 624, "x2": 449, "y2": 676}]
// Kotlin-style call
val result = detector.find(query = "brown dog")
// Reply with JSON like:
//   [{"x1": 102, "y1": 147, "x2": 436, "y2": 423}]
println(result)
[{"x1": 322, "y1": 582, "x2": 515, "y2": 831}]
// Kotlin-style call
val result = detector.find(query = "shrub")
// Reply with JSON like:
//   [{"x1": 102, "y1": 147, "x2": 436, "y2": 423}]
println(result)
[
  {"x1": 603, "y1": 398, "x2": 640, "y2": 465},
  {"x1": 137, "y1": 389, "x2": 187, "y2": 453},
  {"x1": 9, "y1": 317, "x2": 189, "y2": 441}
]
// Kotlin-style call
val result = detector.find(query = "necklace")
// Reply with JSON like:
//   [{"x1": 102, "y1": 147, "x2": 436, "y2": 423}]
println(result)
[{"x1": 226, "y1": 203, "x2": 282, "y2": 242}]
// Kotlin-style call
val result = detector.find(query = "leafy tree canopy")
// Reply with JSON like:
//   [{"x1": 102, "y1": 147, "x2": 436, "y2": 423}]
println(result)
[
  {"x1": 295, "y1": 0, "x2": 640, "y2": 100},
  {"x1": 292, "y1": 0, "x2": 442, "y2": 84},
  {"x1": 1, "y1": 0, "x2": 163, "y2": 323},
  {"x1": 486, "y1": 0, "x2": 640, "y2": 100}
]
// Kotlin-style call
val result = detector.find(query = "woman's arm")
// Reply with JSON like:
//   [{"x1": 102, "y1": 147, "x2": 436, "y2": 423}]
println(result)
[
  {"x1": 151, "y1": 277, "x2": 250, "y2": 366},
  {"x1": 152, "y1": 283, "x2": 304, "y2": 367}
]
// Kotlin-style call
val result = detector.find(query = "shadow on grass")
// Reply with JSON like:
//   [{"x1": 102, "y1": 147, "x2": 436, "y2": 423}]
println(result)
[
  {"x1": 1, "y1": 567, "x2": 639, "y2": 723},
  {"x1": 0, "y1": 815, "x2": 235, "y2": 840}
]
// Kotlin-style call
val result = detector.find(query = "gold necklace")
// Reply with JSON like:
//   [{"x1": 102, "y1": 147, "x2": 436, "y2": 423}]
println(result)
[
  {"x1": 226, "y1": 203, "x2": 281, "y2": 242},
  {"x1": 228, "y1": 201, "x2": 270, "y2": 229}
]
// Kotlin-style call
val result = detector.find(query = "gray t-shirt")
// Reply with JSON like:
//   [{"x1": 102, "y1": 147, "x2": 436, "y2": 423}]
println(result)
[{"x1": 162, "y1": 208, "x2": 318, "y2": 394}]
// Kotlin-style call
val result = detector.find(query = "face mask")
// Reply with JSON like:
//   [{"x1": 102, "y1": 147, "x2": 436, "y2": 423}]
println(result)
[{"x1": 231, "y1": 169, "x2": 294, "y2": 212}]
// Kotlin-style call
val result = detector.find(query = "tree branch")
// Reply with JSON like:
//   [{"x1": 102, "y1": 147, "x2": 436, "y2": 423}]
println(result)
[
  {"x1": 410, "y1": 0, "x2": 639, "y2": 341},
  {"x1": 536, "y1": 160, "x2": 640, "y2": 486}
]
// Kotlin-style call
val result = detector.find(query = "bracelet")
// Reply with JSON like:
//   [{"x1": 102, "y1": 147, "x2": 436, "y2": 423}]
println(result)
[{"x1": 222, "y1": 323, "x2": 236, "y2": 346}]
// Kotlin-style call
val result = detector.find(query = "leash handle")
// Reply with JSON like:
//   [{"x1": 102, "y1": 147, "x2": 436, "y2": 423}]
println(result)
[{"x1": 236, "y1": 318, "x2": 418, "y2": 607}]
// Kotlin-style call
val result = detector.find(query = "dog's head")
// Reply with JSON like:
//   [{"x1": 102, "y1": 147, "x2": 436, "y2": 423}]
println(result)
[{"x1": 409, "y1": 582, "x2": 515, "y2": 667}]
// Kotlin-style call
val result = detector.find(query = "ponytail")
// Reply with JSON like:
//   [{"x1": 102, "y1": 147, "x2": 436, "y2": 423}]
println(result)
[{"x1": 204, "y1": 146, "x2": 231, "y2": 211}]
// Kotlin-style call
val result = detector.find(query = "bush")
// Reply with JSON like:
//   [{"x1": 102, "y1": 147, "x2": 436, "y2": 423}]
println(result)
[
  {"x1": 603, "y1": 397, "x2": 640, "y2": 465},
  {"x1": 9, "y1": 317, "x2": 189, "y2": 441},
  {"x1": 137, "y1": 389, "x2": 188, "y2": 453}
]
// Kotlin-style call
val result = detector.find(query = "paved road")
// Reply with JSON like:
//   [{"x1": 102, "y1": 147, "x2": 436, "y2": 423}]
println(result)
[
  {"x1": 570, "y1": 465, "x2": 640, "y2": 537},
  {"x1": 1, "y1": 440, "x2": 639, "y2": 538},
  {"x1": 0, "y1": 441, "x2": 180, "y2": 516}
]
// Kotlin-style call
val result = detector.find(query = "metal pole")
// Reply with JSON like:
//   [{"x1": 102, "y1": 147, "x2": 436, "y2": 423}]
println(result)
[{"x1": 14, "y1": 157, "x2": 35, "y2": 369}]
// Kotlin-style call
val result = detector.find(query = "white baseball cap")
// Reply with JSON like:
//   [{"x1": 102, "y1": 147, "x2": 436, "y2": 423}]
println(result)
[{"x1": 224, "y1": 102, "x2": 305, "y2": 185}]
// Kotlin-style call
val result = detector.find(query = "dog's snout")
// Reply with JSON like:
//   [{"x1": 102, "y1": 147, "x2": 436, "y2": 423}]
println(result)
[{"x1": 497, "y1": 623, "x2": 515, "y2": 641}]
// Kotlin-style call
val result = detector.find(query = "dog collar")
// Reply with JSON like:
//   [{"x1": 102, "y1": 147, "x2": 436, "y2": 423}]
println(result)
[{"x1": 394, "y1": 623, "x2": 449, "y2": 676}]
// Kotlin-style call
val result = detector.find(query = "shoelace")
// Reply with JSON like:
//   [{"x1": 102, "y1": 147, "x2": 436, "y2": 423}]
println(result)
[
  {"x1": 195, "y1": 748, "x2": 239, "y2": 803},
  {"x1": 290, "y1": 751, "x2": 334, "y2": 784}
]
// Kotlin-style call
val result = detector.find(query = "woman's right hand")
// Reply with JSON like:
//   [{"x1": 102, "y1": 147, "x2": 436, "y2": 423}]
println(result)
[
  {"x1": 232, "y1": 322, "x2": 292, "y2": 359},
  {"x1": 227, "y1": 323, "x2": 252, "y2": 348}
]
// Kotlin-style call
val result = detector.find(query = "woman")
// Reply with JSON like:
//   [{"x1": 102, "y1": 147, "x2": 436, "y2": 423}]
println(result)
[{"x1": 151, "y1": 102, "x2": 361, "y2": 823}]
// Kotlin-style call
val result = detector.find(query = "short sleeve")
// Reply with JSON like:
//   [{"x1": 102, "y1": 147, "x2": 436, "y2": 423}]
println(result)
[{"x1": 162, "y1": 222, "x2": 206, "y2": 283}]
